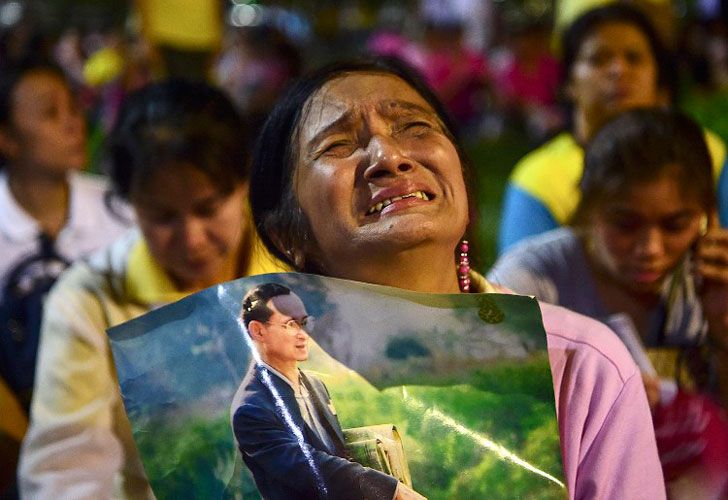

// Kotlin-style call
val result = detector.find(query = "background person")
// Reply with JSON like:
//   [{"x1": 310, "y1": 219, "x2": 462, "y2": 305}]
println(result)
[
  {"x1": 132, "y1": 0, "x2": 222, "y2": 81},
  {"x1": 490, "y1": 12, "x2": 564, "y2": 143},
  {"x1": 0, "y1": 60, "x2": 132, "y2": 412},
  {"x1": 18, "y1": 80, "x2": 285, "y2": 499},
  {"x1": 488, "y1": 108, "x2": 728, "y2": 497},
  {"x1": 0, "y1": 59, "x2": 133, "y2": 499},
  {"x1": 231, "y1": 283, "x2": 415, "y2": 500},
  {"x1": 213, "y1": 24, "x2": 302, "y2": 137},
  {"x1": 248, "y1": 56, "x2": 665, "y2": 498},
  {"x1": 498, "y1": 3, "x2": 728, "y2": 254}
]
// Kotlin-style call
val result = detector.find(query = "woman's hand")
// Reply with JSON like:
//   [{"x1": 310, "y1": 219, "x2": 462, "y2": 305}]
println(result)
[
  {"x1": 696, "y1": 213, "x2": 728, "y2": 346},
  {"x1": 696, "y1": 213, "x2": 728, "y2": 410}
]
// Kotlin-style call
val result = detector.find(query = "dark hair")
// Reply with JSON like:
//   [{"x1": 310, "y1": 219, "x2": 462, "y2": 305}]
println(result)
[
  {"x1": 561, "y1": 3, "x2": 677, "y2": 103},
  {"x1": 249, "y1": 56, "x2": 475, "y2": 273},
  {"x1": 574, "y1": 107, "x2": 713, "y2": 224},
  {"x1": 0, "y1": 60, "x2": 69, "y2": 168},
  {"x1": 241, "y1": 282, "x2": 292, "y2": 328},
  {"x1": 107, "y1": 79, "x2": 249, "y2": 201}
]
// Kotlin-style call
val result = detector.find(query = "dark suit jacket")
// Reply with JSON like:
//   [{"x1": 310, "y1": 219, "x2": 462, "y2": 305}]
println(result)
[{"x1": 231, "y1": 364, "x2": 398, "y2": 500}]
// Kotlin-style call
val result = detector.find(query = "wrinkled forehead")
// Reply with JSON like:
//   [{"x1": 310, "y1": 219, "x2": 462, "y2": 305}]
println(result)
[
  {"x1": 269, "y1": 293, "x2": 307, "y2": 319},
  {"x1": 307, "y1": 72, "x2": 432, "y2": 108},
  {"x1": 297, "y1": 72, "x2": 439, "y2": 141}
]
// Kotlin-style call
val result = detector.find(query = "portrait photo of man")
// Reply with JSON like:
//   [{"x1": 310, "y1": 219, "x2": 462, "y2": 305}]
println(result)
[{"x1": 230, "y1": 283, "x2": 423, "y2": 500}]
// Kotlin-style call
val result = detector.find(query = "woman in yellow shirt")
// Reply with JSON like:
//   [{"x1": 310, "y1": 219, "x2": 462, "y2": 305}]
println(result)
[{"x1": 19, "y1": 80, "x2": 284, "y2": 499}]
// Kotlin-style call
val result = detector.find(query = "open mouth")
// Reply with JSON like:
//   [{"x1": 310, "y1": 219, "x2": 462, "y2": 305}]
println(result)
[{"x1": 366, "y1": 190, "x2": 432, "y2": 215}]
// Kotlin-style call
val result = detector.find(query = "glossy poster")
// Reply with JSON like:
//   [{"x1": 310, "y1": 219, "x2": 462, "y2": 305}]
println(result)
[{"x1": 108, "y1": 273, "x2": 565, "y2": 499}]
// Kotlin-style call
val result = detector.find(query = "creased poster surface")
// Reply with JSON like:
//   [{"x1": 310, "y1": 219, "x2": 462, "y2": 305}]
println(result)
[{"x1": 108, "y1": 273, "x2": 565, "y2": 499}]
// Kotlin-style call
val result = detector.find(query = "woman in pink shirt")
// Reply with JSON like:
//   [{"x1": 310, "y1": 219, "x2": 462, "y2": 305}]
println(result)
[{"x1": 247, "y1": 57, "x2": 665, "y2": 499}]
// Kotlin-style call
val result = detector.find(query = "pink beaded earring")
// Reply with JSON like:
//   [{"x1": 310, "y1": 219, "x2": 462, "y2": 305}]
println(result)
[{"x1": 457, "y1": 240, "x2": 470, "y2": 292}]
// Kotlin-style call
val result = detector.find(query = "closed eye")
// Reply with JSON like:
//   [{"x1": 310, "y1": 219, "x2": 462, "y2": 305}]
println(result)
[
  {"x1": 143, "y1": 209, "x2": 177, "y2": 225},
  {"x1": 398, "y1": 121, "x2": 434, "y2": 136},
  {"x1": 584, "y1": 50, "x2": 609, "y2": 67},
  {"x1": 606, "y1": 216, "x2": 642, "y2": 233},
  {"x1": 193, "y1": 199, "x2": 224, "y2": 218},
  {"x1": 320, "y1": 141, "x2": 357, "y2": 158},
  {"x1": 661, "y1": 215, "x2": 696, "y2": 233}
]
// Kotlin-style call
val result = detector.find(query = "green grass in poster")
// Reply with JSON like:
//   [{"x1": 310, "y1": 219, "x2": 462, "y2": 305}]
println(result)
[{"x1": 134, "y1": 354, "x2": 564, "y2": 499}]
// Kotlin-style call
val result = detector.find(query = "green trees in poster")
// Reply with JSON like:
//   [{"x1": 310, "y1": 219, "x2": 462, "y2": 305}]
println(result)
[{"x1": 134, "y1": 367, "x2": 563, "y2": 499}]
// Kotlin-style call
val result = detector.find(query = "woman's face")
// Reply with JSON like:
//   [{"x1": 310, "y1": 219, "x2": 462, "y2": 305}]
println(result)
[
  {"x1": 588, "y1": 172, "x2": 704, "y2": 294},
  {"x1": 293, "y1": 72, "x2": 469, "y2": 274},
  {"x1": 132, "y1": 163, "x2": 248, "y2": 291},
  {"x1": 568, "y1": 22, "x2": 664, "y2": 132},
  {"x1": 0, "y1": 70, "x2": 86, "y2": 174}
]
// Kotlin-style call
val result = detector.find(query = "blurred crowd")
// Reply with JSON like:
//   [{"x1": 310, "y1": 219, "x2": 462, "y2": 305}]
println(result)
[
  {"x1": 2, "y1": 0, "x2": 728, "y2": 498},
  {"x1": 2, "y1": 0, "x2": 728, "y2": 149}
]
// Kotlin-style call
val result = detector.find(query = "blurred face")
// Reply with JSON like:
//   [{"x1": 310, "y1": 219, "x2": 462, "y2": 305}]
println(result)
[
  {"x1": 293, "y1": 72, "x2": 469, "y2": 274},
  {"x1": 132, "y1": 163, "x2": 247, "y2": 291},
  {"x1": 0, "y1": 70, "x2": 86, "y2": 175},
  {"x1": 256, "y1": 295, "x2": 310, "y2": 367},
  {"x1": 568, "y1": 22, "x2": 664, "y2": 135},
  {"x1": 588, "y1": 172, "x2": 704, "y2": 294}
]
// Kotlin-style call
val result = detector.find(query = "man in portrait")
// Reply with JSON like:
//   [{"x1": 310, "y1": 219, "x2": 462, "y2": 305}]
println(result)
[{"x1": 230, "y1": 283, "x2": 407, "y2": 499}]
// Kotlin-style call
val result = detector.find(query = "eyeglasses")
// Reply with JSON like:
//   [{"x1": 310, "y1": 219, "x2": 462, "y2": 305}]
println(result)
[{"x1": 266, "y1": 317, "x2": 311, "y2": 333}]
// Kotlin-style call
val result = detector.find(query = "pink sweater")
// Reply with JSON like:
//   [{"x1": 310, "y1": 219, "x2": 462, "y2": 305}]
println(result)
[{"x1": 543, "y1": 302, "x2": 666, "y2": 499}]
